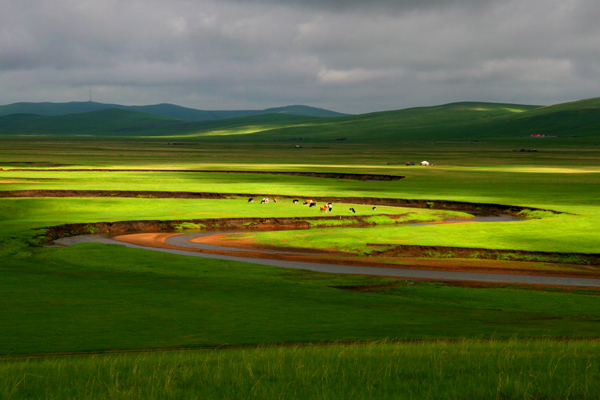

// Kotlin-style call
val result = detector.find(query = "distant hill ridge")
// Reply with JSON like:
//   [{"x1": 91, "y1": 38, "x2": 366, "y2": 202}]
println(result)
[
  {"x1": 0, "y1": 102, "x2": 349, "y2": 121},
  {"x1": 1, "y1": 97, "x2": 599, "y2": 143}
]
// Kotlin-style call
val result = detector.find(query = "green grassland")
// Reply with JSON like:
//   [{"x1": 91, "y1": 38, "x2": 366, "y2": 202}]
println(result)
[
  {"x1": 2, "y1": 97, "x2": 600, "y2": 144},
  {"x1": 1, "y1": 97, "x2": 600, "y2": 397},
  {"x1": 1, "y1": 164, "x2": 599, "y2": 255},
  {"x1": 3, "y1": 242, "x2": 600, "y2": 356},
  {"x1": 0, "y1": 197, "x2": 466, "y2": 239},
  {"x1": 2, "y1": 340, "x2": 599, "y2": 400}
]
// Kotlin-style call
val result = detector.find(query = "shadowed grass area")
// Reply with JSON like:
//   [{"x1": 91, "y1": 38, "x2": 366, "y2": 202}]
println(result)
[
  {"x1": 2, "y1": 340, "x2": 599, "y2": 399},
  {"x1": 2, "y1": 243, "x2": 600, "y2": 355}
]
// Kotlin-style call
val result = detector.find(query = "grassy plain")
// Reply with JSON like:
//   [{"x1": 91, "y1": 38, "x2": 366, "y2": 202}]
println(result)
[
  {"x1": 5, "y1": 239, "x2": 600, "y2": 355},
  {"x1": 2, "y1": 340, "x2": 599, "y2": 400},
  {"x1": 1, "y1": 98, "x2": 600, "y2": 397},
  {"x1": 2, "y1": 144, "x2": 600, "y2": 349}
]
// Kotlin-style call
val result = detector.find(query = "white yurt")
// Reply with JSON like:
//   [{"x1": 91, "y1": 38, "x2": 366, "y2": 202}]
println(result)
[{"x1": 420, "y1": 161, "x2": 430, "y2": 166}]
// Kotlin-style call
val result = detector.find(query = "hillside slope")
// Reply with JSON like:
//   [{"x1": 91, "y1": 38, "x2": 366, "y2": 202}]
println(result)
[
  {"x1": 1, "y1": 98, "x2": 598, "y2": 145},
  {"x1": 0, "y1": 102, "x2": 349, "y2": 121},
  {"x1": 199, "y1": 99, "x2": 598, "y2": 144},
  {"x1": 0, "y1": 109, "x2": 182, "y2": 136}
]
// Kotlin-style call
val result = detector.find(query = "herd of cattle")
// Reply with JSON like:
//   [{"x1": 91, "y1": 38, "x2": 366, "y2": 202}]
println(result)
[{"x1": 247, "y1": 197, "x2": 376, "y2": 214}]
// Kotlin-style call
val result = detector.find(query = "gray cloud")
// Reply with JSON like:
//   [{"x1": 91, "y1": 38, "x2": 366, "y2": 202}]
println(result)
[{"x1": 1, "y1": 0, "x2": 599, "y2": 113}]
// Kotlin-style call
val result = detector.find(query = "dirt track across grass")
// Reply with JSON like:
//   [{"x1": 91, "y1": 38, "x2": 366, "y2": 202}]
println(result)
[{"x1": 2, "y1": 168, "x2": 405, "y2": 181}]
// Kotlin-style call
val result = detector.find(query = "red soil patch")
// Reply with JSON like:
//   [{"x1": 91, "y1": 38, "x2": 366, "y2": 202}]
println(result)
[{"x1": 113, "y1": 233, "x2": 184, "y2": 250}]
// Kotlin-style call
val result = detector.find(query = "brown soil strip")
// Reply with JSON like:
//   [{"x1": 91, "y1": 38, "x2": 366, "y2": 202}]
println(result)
[
  {"x1": 114, "y1": 233, "x2": 181, "y2": 249},
  {"x1": 194, "y1": 233, "x2": 600, "y2": 277},
  {"x1": 114, "y1": 233, "x2": 349, "y2": 263},
  {"x1": 114, "y1": 232, "x2": 600, "y2": 279},
  {"x1": 0, "y1": 163, "x2": 68, "y2": 167},
  {"x1": 3, "y1": 168, "x2": 405, "y2": 181},
  {"x1": 0, "y1": 190, "x2": 230, "y2": 199}
]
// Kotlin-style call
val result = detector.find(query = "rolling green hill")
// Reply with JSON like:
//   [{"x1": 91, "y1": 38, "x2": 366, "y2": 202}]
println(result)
[
  {"x1": 0, "y1": 102, "x2": 349, "y2": 121},
  {"x1": 189, "y1": 99, "x2": 597, "y2": 144},
  {"x1": 1, "y1": 97, "x2": 599, "y2": 145},
  {"x1": 0, "y1": 108, "x2": 324, "y2": 137},
  {"x1": 0, "y1": 108, "x2": 182, "y2": 136},
  {"x1": 142, "y1": 101, "x2": 546, "y2": 142}
]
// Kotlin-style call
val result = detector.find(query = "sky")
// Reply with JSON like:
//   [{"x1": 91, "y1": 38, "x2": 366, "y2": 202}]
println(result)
[{"x1": 1, "y1": 0, "x2": 599, "y2": 114}]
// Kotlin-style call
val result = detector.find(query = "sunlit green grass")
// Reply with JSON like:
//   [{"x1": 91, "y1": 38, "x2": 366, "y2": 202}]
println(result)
[
  {"x1": 237, "y1": 211, "x2": 600, "y2": 254},
  {"x1": 0, "y1": 197, "x2": 466, "y2": 238},
  {"x1": 2, "y1": 153, "x2": 600, "y2": 254}
]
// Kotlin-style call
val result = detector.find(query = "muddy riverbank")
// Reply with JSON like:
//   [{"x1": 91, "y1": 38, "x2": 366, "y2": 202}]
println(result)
[
  {"x1": 41, "y1": 211, "x2": 600, "y2": 266},
  {"x1": 54, "y1": 232, "x2": 600, "y2": 287}
]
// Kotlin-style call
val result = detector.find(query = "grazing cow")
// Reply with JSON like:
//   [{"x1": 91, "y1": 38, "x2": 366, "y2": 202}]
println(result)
[
  {"x1": 328, "y1": 203, "x2": 333, "y2": 213},
  {"x1": 248, "y1": 198, "x2": 254, "y2": 203},
  {"x1": 349, "y1": 207, "x2": 356, "y2": 213},
  {"x1": 372, "y1": 206, "x2": 376, "y2": 211},
  {"x1": 293, "y1": 199, "x2": 299, "y2": 204},
  {"x1": 273, "y1": 197, "x2": 278, "y2": 203},
  {"x1": 303, "y1": 199, "x2": 312, "y2": 206},
  {"x1": 320, "y1": 205, "x2": 328, "y2": 213},
  {"x1": 309, "y1": 202, "x2": 317, "y2": 208},
  {"x1": 260, "y1": 198, "x2": 266, "y2": 204}
]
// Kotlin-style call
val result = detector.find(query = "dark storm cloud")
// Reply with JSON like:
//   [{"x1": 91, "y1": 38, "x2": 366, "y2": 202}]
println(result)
[
  {"x1": 1, "y1": 0, "x2": 599, "y2": 113},
  {"x1": 229, "y1": 0, "x2": 492, "y2": 12}
]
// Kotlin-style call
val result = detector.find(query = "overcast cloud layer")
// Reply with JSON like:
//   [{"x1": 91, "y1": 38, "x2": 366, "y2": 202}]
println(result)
[{"x1": 1, "y1": 0, "x2": 599, "y2": 113}]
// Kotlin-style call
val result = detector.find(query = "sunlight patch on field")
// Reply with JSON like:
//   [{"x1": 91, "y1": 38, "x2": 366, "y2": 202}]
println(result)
[
  {"x1": 98, "y1": 163, "x2": 405, "y2": 171},
  {"x1": 156, "y1": 163, "x2": 403, "y2": 170},
  {"x1": 508, "y1": 167, "x2": 600, "y2": 174},
  {"x1": 154, "y1": 122, "x2": 320, "y2": 139},
  {"x1": 441, "y1": 166, "x2": 600, "y2": 174},
  {"x1": 189, "y1": 126, "x2": 275, "y2": 137},
  {"x1": 470, "y1": 107, "x2": 527, "y2": 113}
]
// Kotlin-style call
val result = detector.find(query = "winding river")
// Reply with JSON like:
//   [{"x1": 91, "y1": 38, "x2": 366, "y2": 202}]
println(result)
[{"x1": 54, "y1": 214, "x2": 600, "y2": 288}]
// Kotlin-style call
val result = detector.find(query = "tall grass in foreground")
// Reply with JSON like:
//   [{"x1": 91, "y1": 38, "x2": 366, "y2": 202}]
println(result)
[{"x1": 2, "y1": 340, "x2": 599, "y2": 399}]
